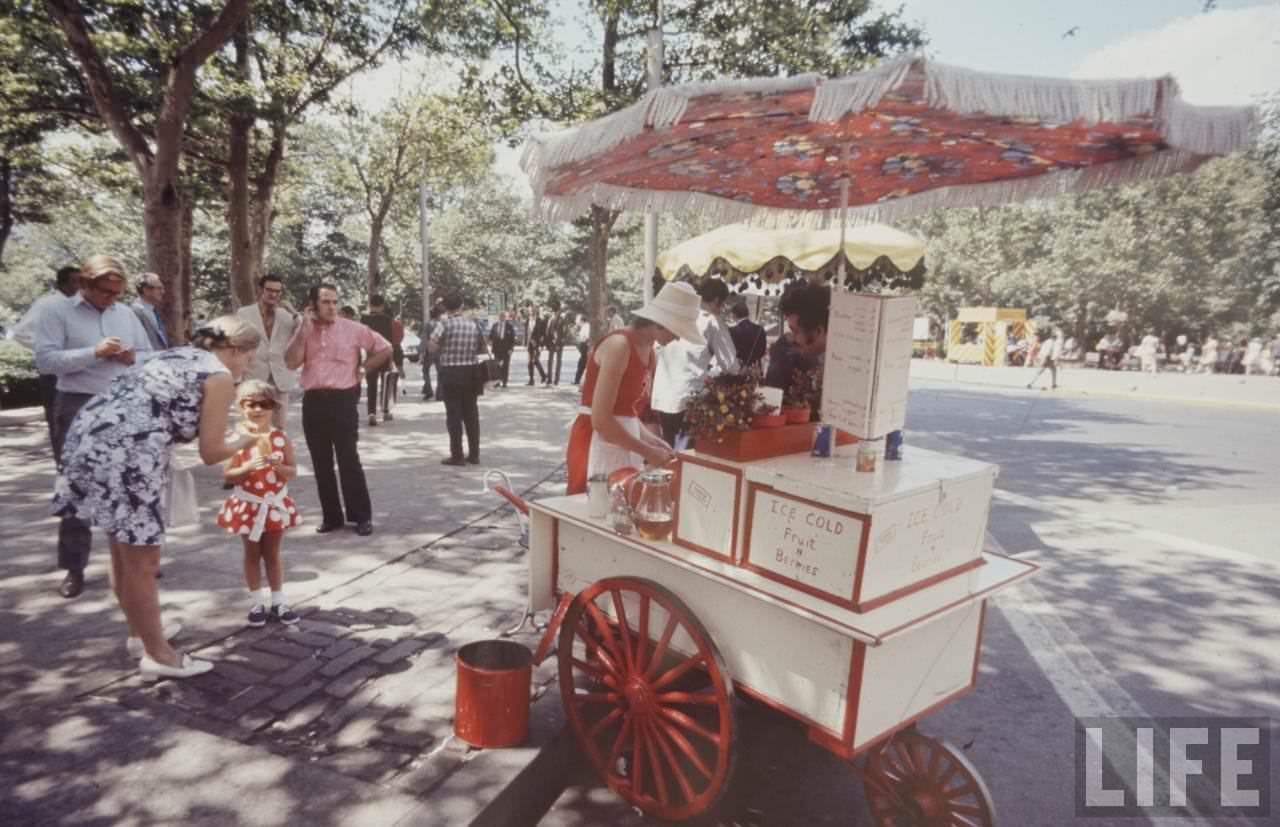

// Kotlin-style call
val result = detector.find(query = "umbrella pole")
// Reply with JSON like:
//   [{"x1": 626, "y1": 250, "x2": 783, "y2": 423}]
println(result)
[{"x1": 837, "y1": 140, "x2": 851, "y2": 289}]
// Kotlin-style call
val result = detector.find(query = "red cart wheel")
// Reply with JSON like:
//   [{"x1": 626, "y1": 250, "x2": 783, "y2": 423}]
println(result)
[
  {"x1": 862, "y1": 730, "x2": 995, "y2": 827},
  {"x1": 558, "y1": 577, "x2": 737, "y2": 821}
]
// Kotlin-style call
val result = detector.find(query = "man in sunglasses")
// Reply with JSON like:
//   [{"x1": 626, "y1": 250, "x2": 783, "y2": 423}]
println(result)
[
  {"x1": 235, "y1": 273, "x2": 300, "y2": 426},
  {"x1": 33, "y1": 255, "x2": 152, "y2": 598}
]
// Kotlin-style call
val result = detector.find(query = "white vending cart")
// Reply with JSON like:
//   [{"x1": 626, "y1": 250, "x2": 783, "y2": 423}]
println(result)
[{"x1": 518, "y1": 442, "x2": 1036, "y2": 825}]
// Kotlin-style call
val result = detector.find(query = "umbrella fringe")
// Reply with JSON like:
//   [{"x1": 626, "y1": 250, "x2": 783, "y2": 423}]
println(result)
[
  {"x1": 809, "y1": 53, "x2": 918, "y2": 122},
  {"x1": 529, "y1": 149, "x2": 1207, "y2": 227}
]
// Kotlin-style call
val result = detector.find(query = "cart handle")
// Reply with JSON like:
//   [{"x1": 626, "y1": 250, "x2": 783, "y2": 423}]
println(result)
[{"x1": 482, "y1": 469, "x2": 529, "y2": 514}]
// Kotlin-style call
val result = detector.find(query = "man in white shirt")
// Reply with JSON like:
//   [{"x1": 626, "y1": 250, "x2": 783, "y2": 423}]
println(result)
[
  {"x1": 1027, "y1": 329, "x2": 1065, "y2": 390},
  {"x1": 650, "y1": 280, "x2": 740, "y2": 446},
  {"x1": 235, "y1": 274, "x2": 300, "y2": 425},
  {"x1": 607, "y1": 305, "x2": 625, "y2": 332},
  {"x1": 12, "y1": 265, "x2": 80, "y2": 440},
  {"x1": 33, "y1": 255, "x2": 151, "y2": 598}
]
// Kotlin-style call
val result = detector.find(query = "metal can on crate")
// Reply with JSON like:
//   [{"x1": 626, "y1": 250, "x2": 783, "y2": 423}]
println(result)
[
  {"x1": 885, "y1": 429, "x2": 904, "y2": 461},
  {"x1": 811, "y1": 424, "x2": 834, "y2": 458}
]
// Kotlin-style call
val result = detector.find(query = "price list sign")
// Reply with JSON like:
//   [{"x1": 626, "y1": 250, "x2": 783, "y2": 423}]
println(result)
[{"x1": 821, "y1": 292, "x2": 917, "y2": 439}]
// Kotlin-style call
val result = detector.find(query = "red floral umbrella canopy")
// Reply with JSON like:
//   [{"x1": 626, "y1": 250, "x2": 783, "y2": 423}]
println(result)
[{"x1": 521, "y1": 55, "x2": 1255, "y2": 225}]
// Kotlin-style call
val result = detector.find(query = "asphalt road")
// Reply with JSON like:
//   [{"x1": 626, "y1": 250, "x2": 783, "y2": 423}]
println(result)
[{"x1": 534, "y1": 377, "x2": 1279, "y2": 827}]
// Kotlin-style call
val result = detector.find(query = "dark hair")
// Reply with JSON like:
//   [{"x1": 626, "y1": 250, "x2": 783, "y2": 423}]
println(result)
[
  {"x1": 730, "y1": 301, "x2": 750, "y2": 320},
  {"x1": 696, "y1": 279, "x2": 730, "y2": 305},
  {"x1": 779, "y1": 283, "x2": 831, "y2": 335},
  {"x1": 430, "y1": 304, "x2": 445, "y2": 319},
  {"x1": 548, "y1": 298, "x2": 561, "y2": 312},
  {"x1": 56, "y1": 266, "x2": 80, "y2": 288},
  {"x1": 369, "y1": 294, "x2": 386, "y2": 308},
  {"x1": 632, "y1": 317, "x2": 657, "y2": 330},
  {"x1": 443, "y1": 293, "x2": 464, "y2": 311},
  {"x1": 257, "y1": 273, "x2": 283, "y2": 288}
]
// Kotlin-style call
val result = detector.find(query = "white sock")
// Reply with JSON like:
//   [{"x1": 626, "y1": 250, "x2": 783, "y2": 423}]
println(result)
[{"x1": 271, "y1": 589, "x2": 285, "y2": 607}]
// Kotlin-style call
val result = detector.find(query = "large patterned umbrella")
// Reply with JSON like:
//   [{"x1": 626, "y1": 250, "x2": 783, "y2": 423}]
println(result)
[
  {"x1": 657, "y1": 222, "x2": 927, "y2": 296},
  {"x1": 521, "y1": 53, "x2": 1255, "y2": 227}
]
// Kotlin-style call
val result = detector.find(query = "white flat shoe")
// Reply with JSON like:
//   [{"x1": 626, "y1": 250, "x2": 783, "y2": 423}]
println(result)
[
  {"x1": 139, "y1": 653, "x2": 213, "y2": 681},
  {"x1": 126, "y1": 621, "x2": 182, "y2": 658}
]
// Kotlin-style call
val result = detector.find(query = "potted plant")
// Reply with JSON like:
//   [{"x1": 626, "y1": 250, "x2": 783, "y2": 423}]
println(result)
[
  {"x1": 782, "y1": 366, "x2": 821, "y2": 424},
  {"x1": 683, "y1": 371, "x2": 766, "y2": 445}
]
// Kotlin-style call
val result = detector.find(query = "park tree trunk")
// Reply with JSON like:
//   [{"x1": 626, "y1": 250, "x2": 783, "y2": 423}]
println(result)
[
  {"x1": 587, "y1": 205, "x2": 618, "y2": 341},
  {"x1": 45, "y1": 0, "x2": 250, "y2": 333},
  {"x1": 0, "y1": 156, "x2": 12, "y2": 266},
  {"x1": 227, "y1": 21, "x2": 255, "y2": 307},
  {"x1": 247, "y1": 124, "x2": 286, "y2": 285},
  {"x1": 179, "y1": 199, "x2": 194, "y2": 339}
]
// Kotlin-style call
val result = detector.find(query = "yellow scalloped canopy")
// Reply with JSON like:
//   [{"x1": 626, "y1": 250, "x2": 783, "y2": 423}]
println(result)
[{"x1": 657, "y1": 223, "x2": 925, "y2": 282}]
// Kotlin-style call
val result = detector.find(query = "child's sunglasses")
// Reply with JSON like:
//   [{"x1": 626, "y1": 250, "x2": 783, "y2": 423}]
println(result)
[{"x1": 243, "y1": 399, "x2": 279, "y2": 411}]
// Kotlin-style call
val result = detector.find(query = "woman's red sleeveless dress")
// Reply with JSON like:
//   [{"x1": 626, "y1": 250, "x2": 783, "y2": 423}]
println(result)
[{"x1": 565, "y1": 330, "x2": 654, "y2": 495}]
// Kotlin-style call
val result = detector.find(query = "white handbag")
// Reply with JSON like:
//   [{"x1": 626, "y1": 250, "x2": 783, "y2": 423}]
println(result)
[{"x1": 165, "y1": 464, "x2": 200, "y2": 528}]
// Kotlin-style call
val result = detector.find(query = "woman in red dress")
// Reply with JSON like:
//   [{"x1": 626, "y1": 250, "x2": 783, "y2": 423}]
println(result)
[{"x1": 566, "y1": 282, "x2": 706, "y2": 495}]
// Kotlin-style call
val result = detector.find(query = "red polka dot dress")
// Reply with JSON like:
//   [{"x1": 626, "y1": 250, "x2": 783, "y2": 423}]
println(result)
[{"x1": 217, "y1": 429, "x2": 302, "y2": 540}]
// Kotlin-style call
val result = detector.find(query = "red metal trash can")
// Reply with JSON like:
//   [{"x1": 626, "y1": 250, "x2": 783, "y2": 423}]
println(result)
[{"x1": 454, "y1": 639, "x2": 533, "y2": 748}]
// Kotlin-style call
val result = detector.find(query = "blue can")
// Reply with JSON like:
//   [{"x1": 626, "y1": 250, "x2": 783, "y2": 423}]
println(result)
[
  {"x1": 885, "y1": 429, "x2": 904, "y2": 461},
  {"x1": 811, "y1": 424, "x2": 834, "y2": 457}
]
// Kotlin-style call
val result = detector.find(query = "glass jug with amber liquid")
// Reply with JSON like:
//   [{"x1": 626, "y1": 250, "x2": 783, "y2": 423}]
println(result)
[{"x1": 628, "y1": 467, "x2": 675, "y2": 541}]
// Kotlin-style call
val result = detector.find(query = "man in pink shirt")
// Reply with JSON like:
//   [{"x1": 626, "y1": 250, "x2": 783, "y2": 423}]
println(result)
[{"x1": 285, "y1": 285, "x2": 391, "y2": 536}]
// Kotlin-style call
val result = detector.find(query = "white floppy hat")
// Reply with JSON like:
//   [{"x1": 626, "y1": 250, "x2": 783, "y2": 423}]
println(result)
[{"x1": 633, "y1": 282, "x2": 705, "y2": 347}]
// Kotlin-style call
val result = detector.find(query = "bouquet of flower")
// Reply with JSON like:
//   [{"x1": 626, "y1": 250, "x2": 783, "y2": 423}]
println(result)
[
  {"x1": 682, "y1": 369, "x2": 768, "y2": 444},
  {"x1": 783, "y1": 365, "x2": 822, "y2": 411}
]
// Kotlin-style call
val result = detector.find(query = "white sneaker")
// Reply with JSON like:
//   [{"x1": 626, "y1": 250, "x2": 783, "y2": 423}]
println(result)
[
  {"x1": 139, "y1": 653, "x2": 213, "y2": 681},
  {"x1": 125, "y1": 621, "x2": 182, "y2": 659}
]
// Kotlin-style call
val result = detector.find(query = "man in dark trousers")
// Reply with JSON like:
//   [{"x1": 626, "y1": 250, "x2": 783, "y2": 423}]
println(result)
[
  {"x1": 361, "y1": 295, "x2": 396, "y2": 426},
  {"x1": 544, "y1": 299, "x2": 566, "y2": 385},
  {"x1": 524, "y1": 304, "x2": 548, "y2": 385},
  {"x1": 12, "y1": 265, "x2": 81, "y2": 443},
  {"x1": 489, "y1": 310, "x2": 516, "y2": 387},
  {"x1": 728, "y1": 300, "x2": 767, "y2": 369},
  {"x1": 286, "y1": 285, "x2": 391, "y2": 536},
  {"x1": 421, "y1": 304, "x2": 444, "y2": 399},
  {"x1": 429, "y1": 294, "x2": 486, "y2": 465}
]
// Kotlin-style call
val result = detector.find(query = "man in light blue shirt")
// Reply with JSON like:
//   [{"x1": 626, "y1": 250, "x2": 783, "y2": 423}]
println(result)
[
  {"x1": 33, "y1": 256, "x2": 151, "y2": 598},
  {"x1": 11, "y1": 265, "x2": 81, "y2": 440},
  {"x1": 129, "y1": 272, "x2": 170, "y2": 351}
]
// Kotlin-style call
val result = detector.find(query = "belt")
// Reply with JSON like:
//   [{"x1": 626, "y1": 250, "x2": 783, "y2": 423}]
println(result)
[
  {"x1": 234, "y1": 485, "x2": 292, "y2": 542},
  {"x1": 303, "y1": 386, "x2": 357, "y2": 396}
]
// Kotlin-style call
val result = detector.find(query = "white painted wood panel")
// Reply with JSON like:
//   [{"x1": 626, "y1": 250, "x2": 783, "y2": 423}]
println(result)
[
  {"x1": 745, "y1": 488, "x2": 864, "y2": 601},
  {"x1": 558, "y1": 521, "x2": 853, "y2": 732},
  {"x1": 853, "y1": 600, "x2": 983, "y2": 750},
  {"x1": 860, "y1": 473, "x2": 994, "y2": 604},
  {"x1": 674, "y1": 460, "x2": 739, "y2": 558}
]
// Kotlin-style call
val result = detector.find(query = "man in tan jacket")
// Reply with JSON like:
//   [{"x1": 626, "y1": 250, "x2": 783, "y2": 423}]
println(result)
[{"x1": 235, "y1": 274, "x2": 300, "y2": 424}]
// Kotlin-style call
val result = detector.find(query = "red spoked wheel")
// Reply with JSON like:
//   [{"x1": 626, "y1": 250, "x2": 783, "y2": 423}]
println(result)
[
  {"x1": 557, "y1": 577, "x2": 737, "y2": 822},
  {"x1": 861, "y1": 730, "x2": 995, "y2": 827}
]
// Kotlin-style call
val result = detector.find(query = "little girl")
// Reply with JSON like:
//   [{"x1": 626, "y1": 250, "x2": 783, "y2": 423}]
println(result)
[{"x1": 218, "y1": 380, "x2": 302, "y2": 626}]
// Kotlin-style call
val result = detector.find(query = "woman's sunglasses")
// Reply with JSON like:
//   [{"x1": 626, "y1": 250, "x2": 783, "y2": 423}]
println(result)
[{"x1": 243, "y1": 399, "x2": 279, "y2": 411}]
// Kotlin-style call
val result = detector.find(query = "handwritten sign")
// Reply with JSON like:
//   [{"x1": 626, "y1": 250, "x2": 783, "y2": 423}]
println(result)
[
  {"x1": 746, "y1": 488, "x2": 865, "y2": 601},
  {"x1": 859, "y1": 474, "x2": 993, "y2": 602},
  {"x1": 821, "y1": 293, "x2": 918, "y2": 439},
  {"x1": 674, "y1": 460, "x2": 740, "y2": 560}
]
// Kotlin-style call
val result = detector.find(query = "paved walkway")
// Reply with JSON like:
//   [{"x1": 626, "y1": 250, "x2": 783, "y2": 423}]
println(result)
[{"x1": 0, "y1": 380, "x2": 580, "y2": 826}]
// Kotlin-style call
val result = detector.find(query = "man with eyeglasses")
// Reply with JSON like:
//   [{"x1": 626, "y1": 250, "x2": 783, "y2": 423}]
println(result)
[
  {"x1": 235, "y1": 274, "x2": 300, "y2": 426},
  {"x1": 33, "y1": 255, "x2": 151, "y2": 598},
  {"x1": 130, "y1": 272, "x2": 171, "y2": 351}
]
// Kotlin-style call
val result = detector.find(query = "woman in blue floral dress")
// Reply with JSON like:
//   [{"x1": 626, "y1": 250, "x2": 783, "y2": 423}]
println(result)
[{"x1": 53, "y1": 316, "x2": 261, "y2": 680}]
